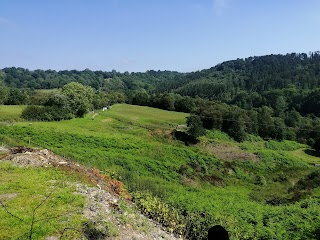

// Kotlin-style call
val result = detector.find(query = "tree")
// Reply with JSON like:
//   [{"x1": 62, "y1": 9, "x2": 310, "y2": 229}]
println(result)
[
  {"x1": 61, "y1": 82, "x2": 94, "y2": 117},
  {"x1": 271, "y1": 118, "x2": 286, "y2": 141},
  {"x1": 223, "y1": 107, "x2": 247, "y2": 142},
  {"x1": 273, "y1": 96, "x2": 287, "y2": 117},
  {"x1": 285, "y1": 109, "x2": 301, "y2": 127},
  {"x1": 313, "y1": 139, "x2": 320, "y2": 153},
  {"x1": 131, "y1": 90, "x2": 150, "y2": 106},
  {"x1": 186, "y1": 115, "x2": 206, "y2": 138},
  {"x1": 258, "y1": 106, "x2": 274, "y2": 139},
  {"x1": 5, "y1": 88, "x2": 28, "y2": 105},
  {"x1": 0, "y1": 86, "x2": 9, "y2": 104},
  {"x1": 45, "y1": 92, "x2": 69, "y2": 108},
  {"x1": 174, "y1": 95, "x2": 196, "y2": 113}
]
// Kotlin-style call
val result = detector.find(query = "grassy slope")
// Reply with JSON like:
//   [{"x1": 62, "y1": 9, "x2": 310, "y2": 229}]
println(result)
[
  {"x1": 0, "y1": 161, "x2": 85, "y2": 239},
  {"x1": 0, "y1": 105, "x2": 25, "y2": 121},
  {"x1": 292, "y1": 148, "x2": 320, "y2": 164},
  {"x1": 1, "y1": 104, "x2": 320, "y2": 239}
]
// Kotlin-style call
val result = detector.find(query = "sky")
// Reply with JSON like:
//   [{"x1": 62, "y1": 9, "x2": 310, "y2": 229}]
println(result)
[{"x1": 0, "y1": 0, "x2": 320, "y2": 72}]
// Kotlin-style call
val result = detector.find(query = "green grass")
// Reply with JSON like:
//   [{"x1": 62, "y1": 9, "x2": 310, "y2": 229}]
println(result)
[
  {"x1": 292, "y1": 148, "x2": 320, "y2": 164},
  {"x1": 205, "y1": 129, "x2": 234, "y2": 142},
  {"x1": 1, "y1": 104, "x2": 320, "y2": 239},
  {"x1": 0, "y1": 105, "x2": 26, "y2": 122},
  {"x1": 0, "y1": 161, "x2": 85, "y2": 239},
  {"x1": 100, "y1": 104, "x2": 188, "y2": 130}
]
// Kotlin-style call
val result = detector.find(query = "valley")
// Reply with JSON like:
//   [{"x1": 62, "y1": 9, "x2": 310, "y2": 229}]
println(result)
[{"x1": 1, "y1": 104, "x2": 320, "y2": 239}]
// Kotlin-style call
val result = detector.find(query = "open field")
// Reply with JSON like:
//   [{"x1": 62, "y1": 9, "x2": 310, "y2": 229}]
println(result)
[
  {"x1": 1, "y1": 104, "x2": 320, "y2": 239},
  {"x1": 99, "y1": 104, "x2": 188, "y2": 129},
  {"x1": 0, "y1": 105, "x2": 25, "y2": 122}
]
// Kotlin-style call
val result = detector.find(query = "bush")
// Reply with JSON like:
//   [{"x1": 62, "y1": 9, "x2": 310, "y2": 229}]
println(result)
[
  {"x1": 134, "y1": 191, "x2": 186, "y2": 235},
  {"x1": 21, "y1": 105, "x2": 73, "y2": 121},
  {"x1": 254, "y1": 175, "x2": 267, "y2": 186},
  {"x1": 186, "y1": 115, "x2": 206, "y2": 138}
]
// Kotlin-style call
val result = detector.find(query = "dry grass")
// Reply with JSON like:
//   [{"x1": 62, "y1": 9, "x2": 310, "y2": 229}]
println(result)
[{"x1": 205, "y1": 143, "x2": 259, "y2": 162}]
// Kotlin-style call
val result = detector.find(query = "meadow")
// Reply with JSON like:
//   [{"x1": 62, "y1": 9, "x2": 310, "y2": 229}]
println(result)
[
  {"x1": 0, "y1": 105, "x2": 25, "y2": 122},
  {"x1": 1, "y1": 104, "x2": 320, "y2": 239},
  {"x1": 0, "y1": 161, "x2": 85, "y2": 239}
]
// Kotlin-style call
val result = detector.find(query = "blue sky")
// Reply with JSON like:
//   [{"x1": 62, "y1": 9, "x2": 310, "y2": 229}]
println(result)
[{"x1": 1, "y1": 0, "x2": 320, "y2": 72}]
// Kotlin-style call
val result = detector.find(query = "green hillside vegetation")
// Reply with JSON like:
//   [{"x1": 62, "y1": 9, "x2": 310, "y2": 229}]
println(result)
[
  {"x1": 2, "y1": 52, "x2": 320, "y2": 147},
  {"x1": 1, "y1": 104, "x2": 320, "y2": 239},
  {"x1": 0, "y1": 105, "x2": 25, "y2": 122},
  {"x1": 0, "y1": 161, "x2": 85, "y2": 239}
]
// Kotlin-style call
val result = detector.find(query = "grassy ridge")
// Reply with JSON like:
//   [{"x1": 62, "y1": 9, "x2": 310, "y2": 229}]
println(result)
[{"x1": 1, "y1": 104, "x2": 320, "y2": 239}]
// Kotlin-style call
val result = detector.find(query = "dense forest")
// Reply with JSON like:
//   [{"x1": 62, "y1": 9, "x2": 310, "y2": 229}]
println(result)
[{"x1": 1, "y1": 51, "x2": 320, "y2": 147}]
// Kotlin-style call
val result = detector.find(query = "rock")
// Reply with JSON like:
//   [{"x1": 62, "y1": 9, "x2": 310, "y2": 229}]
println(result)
[{"x1": 40, "y1": 149, "x2": 49, "y2": 155}]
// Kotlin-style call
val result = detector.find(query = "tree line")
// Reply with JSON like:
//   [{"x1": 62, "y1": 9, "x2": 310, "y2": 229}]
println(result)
[{"x1": 1, "y1": 51, "x2": 320, "y2": 147}]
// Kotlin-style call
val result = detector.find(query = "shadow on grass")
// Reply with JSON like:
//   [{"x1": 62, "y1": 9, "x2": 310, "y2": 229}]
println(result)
[
  {"x1": 172, "y1": 130, "x2": 199, "y2": 145},
  {"x1": 304, "y1": 149, "x2": 320, "y2": 158}
]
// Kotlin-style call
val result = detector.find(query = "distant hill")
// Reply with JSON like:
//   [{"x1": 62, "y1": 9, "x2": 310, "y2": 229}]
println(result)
[
  {"x1": 1, "y1": 52, "x2": 320, "y2": 95},
  {"x1": 173, "y1": 52, "x2": 320, "y2": 99}
]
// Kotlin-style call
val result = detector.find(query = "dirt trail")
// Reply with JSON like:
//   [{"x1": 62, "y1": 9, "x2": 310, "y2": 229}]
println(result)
[{"x1": 0, "y1": 146, "x2": 181, "y2": 240}]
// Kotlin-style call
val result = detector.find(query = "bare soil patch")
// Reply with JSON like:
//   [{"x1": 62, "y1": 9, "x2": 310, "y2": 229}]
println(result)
[
  {"x1": 0, "y1": 193, "x2": 18, "y2": 200},
  {"x1": 150, "y1": 128, "x2": 173, "y2": 139},
  {"x1": 206, "y1": 143, "x2": 259, "y2": 162}
]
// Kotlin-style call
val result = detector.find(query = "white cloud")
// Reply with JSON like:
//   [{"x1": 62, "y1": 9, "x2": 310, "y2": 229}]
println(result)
[{"x1": 213, "y1": 0, "x2": 231, "y2": 15}]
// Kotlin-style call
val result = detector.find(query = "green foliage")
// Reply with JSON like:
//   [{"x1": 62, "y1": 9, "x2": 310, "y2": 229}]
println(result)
[
  {"x1": 254, "y1": 175, "x2": 267, "y2": 186},
  {"x1": 293, "y1": 170, "x2": 320, "y2": 191},
  {"x1": 93, "y1": 92, "x2": 126, "y2": 109},
  {"x1": 314, "y1": 139, "x2": 320, "y2": 152},
  {"x1": 186, "y1": 115, "x2": 206, "y2": 138},
  {"x1": 206, "y1": 129, "x2": 233, "y2": 142},
  {"x1": 257, "y1": 150, "x2": 310, "y2": 171},
  {"x1": 1, "y1": 104, "x2": 320, "y2": 239},
  {"x1": 222, "y1": 107, "x2": 247, "y2": 142},
  {"x1": 134, "y1": 191, "x2": 186, "y2": 235},
  {"x1": 0, "y1": 105, "x2": 25, "y2": 122},
  {"x1": 265, "y1": 140, "x2": 307, "y2": 151},
  {"x1": 3, "y1": 52, "x2": 320, "y2": 146},
  {"x1": 62, "y1": 82, "x2": 94, "y2": 117},
  {"x1": 20, "y1": 82, "x2": 95, "y2": 121},
  {"x1": 0, "y1": 161, "x2": 85, "y2": 239},
  {"x1": 0, "y1": 86, "x2": 9, "y2": 104},
  {"x1": 5, "y1": 88, "x2": 29, "y2": 105},
  {"x1": 21, "y1": 105, "x2": 73, "y2": 121}
]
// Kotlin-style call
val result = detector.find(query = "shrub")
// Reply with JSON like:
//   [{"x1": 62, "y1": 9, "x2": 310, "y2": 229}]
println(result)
[
  {"x1": 21, "y1": 105, "x2": 73, "y2": 121},
  {"x1": 134, "y1": 191, "x2": 186, "y2": 235}
]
